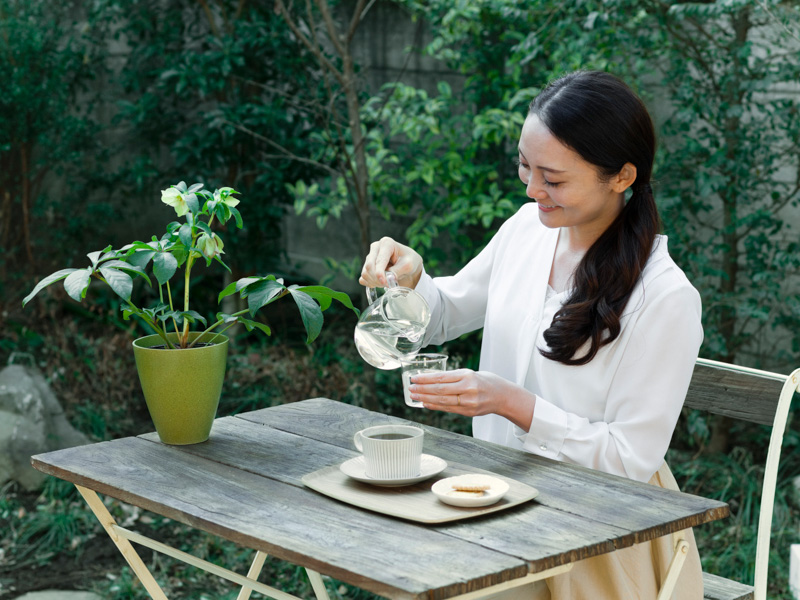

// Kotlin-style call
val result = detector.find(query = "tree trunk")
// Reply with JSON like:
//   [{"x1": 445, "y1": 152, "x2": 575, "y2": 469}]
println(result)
[{"x1": 707, "y1": 9, "x2": 751, "y2": 455}]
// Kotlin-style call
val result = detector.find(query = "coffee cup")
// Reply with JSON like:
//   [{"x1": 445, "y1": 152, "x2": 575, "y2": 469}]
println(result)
[{"x1": 353, "y1": 424, "x2": 424, "y2": 479}]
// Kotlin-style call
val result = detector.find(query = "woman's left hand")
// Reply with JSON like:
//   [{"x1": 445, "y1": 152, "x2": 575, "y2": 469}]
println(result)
[{"x1": 407, "y1": 369, "x2": 536, "y2": 428}]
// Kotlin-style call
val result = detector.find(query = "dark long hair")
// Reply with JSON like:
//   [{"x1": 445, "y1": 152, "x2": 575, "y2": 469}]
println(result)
[{"x1": 531, "y1": 71, "x2": 661, "y2": 366}]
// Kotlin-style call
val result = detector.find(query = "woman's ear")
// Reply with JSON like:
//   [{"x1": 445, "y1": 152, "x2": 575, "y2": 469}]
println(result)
[{"x1": 611, "y1": 162, "x2": 638, "y2": 193}]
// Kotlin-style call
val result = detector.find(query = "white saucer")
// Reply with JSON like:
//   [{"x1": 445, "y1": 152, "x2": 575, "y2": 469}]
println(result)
[
  {"x1": 431, "y1": 474, "x2": 510, "y2": 507},
  {"x1": 340, "y1": 454, "x2": 448, "y2": 487}
]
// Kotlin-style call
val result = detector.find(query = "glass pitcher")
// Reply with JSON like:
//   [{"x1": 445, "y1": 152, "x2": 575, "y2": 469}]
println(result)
[{"x1": 354, "y1": 272, "x2": 431, "y2": 370}]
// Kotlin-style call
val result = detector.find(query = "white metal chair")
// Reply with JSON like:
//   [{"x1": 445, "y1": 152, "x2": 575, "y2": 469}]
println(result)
[{"x1": 675, "y1": 358, "x2": 800, "y2": 600}]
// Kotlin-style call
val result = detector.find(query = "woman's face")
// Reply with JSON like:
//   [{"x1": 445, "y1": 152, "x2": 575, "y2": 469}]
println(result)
[{"x1": 517, "y1": 114, "x2": 630, "y2": 244}]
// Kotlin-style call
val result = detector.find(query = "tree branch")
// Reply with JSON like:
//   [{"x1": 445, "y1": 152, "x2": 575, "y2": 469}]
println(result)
[
  {"x1": 197, "y1": 0, "x2": 221, "y2": 37},
  {"x1": 220, "y1": 118, "x2": 340, "y2": 177},
  {"x1": 215, "y1": 0, "x2": 231, "y2": 34},
  {"x1": 346, "y1": 0, "x2": 369, "y2": 44},
  {"x1": 754, "y1": 0, "x2": 800, "y2": 43},
  {"x1": 275, "y1": 0, "x2": 345, "y2": 85},
  {"x1": 313, "y1": 0, "x2": 346, "y2": 56},
  {"x1": 235, "y1": 0, "x2": 248, "y2": 20}
]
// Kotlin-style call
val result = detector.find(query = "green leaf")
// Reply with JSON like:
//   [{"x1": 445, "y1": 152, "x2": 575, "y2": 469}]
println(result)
[
  {"x1": 214, "y1": 202, "x2": 231, "y2": 224},
  {"x1": 214, "y1": 255, "x2": 232, "y2": 274},
  {"x1": 22, "y1": 268, "x2": 78, "y2": 306},
  {"x1": 288, "y1": 289, "x2": 324, "y2": 343},
  {"x1": 157, "y1": 309, "x2": 180, "y2": 324},
  {"x1": 86, "y1": 247, "x2": 112, "y2": 266},
  {"x1": 171, "y1": 245, "x2": 189, "y2": 267},
  {"x1": 101, "y1": 260, "x2": 152, "y2": 286},
  {"x1": 295, "y1": 285, "x2": 358, "y2": 314},
  {"x1": 218, "y1": 277, "x2": 260, "y2": 302},
  {"x1": 153, "y1": 252, "x2": 179, "y2": 285},
  {"x1": 98, "y1": 266, "x2": 134, "y2": 301},
  {"x1": 178, "y1": 223, "x2": 193, "y2": 247},
  {"x1": 64, "y1": 268, "x2": 93, "y2": 302},
  {"x1": 179, "y1": 310, "x2": 207, "y2": 327},
  {"x1": 245, "y1": 278, "x2": 287, "y2": 316},
  {"x1": 127, "y1": 249, "x2": 156, "y2": 269},
  {"x1": 237, "y1": 317, "x2": 272, "y2": 336},
  {"x1": 229, "y1": 206, "x2": 243, "y2": 229},
  {"x1": 184, "y1": 193, "x2": 200, "y2": 214}
]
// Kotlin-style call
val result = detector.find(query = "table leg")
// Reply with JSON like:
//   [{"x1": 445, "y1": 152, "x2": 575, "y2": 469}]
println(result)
[
  {"x1": 656, "y1": 533, "x2": 690, "y2": 600},
  {"x1": 306, "y1": 568, "x2": 332, "y2": 600},
  {"x1": 237, "y1": 551, "x2": 268, "y2": 600},
  {"x1": 76, "y1": 485, "x2": 332, "y2": 600},
  {"x1": 75, "y1": 485, "x2": 169, "y2": 600}
]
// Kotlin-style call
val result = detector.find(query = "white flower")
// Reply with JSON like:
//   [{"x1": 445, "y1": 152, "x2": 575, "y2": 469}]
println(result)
[
  {"x1": 214, "y1": 187, "x2": 240, "y2": 208},
  {"x1": 161, "y1": 187, "x2": 189, "y2": 216}
]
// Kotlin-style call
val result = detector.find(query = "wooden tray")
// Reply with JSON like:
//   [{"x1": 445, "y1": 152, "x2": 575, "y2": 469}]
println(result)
[{"x1": 301, "y1": 459, "x2": 539, "y2": 524}]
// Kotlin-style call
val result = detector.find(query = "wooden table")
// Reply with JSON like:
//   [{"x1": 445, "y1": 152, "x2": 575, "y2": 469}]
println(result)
[{"x1": 31, "y1": 398, "x2": 729, "y2": 600}]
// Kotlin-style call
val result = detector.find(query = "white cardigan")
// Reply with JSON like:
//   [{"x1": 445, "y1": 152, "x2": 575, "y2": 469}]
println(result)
[{"x1": 415, "y1": 203, "x2": 703, "y2": 482}]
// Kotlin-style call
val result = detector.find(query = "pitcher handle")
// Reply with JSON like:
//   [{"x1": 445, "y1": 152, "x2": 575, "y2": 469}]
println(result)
[{"x1": 365, "y1": 271, "x2": 399, "y2": 304}]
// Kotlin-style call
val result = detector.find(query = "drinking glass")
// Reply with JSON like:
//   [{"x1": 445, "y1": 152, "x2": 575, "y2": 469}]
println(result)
[{"x1": 401, "y1": 353, "x2": 448, "y2": 408}]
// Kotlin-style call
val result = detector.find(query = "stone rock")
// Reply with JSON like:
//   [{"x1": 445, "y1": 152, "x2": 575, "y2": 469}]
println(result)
[
  {"x1": 12, "y1": 592, "x2": 103, "y2": 600},
  {"x1": 0, "y1": 365, "x2": 90, "y2": 491}
]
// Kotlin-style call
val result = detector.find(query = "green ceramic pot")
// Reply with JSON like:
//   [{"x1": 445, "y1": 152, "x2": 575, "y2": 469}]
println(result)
[{"x1": 132, "y1": 332, "x2": 229, "y2": 445}]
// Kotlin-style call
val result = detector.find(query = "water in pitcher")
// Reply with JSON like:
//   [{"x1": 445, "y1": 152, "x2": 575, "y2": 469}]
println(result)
[{"x1": 354, "y1": 320, "x2": 426, "y2": 370}]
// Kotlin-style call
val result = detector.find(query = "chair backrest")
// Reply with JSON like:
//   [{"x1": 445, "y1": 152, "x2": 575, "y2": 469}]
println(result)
[{"x1": 684, "y1": 358, "x2": 800, "y2": 600}]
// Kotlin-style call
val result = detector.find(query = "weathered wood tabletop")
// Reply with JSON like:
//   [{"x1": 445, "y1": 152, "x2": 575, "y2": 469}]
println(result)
[{"x1": 31, "y1": 398, "x2": 729, "y2": 600}]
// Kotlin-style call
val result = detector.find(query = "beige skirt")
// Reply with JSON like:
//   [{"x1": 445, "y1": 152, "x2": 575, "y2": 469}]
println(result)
[{"x1": 483, "y1": 462, "x2": 703, "y2": 600}]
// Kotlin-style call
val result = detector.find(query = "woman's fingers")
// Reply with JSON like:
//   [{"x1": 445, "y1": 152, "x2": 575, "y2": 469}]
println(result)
[
  {"x1": 359, "y1": 237, "x2": 424, "y2": 289},
  {"x1": 360, "y1": 237, "x2": 399, "y2": 287},
  {"x1": 408, "y1": 369, "x2": 473, "y2": 412}
]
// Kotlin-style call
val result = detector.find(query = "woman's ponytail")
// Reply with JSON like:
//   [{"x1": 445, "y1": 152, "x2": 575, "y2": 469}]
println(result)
[{"x1": 531, "y1": 71, "x2": 660, "y2": 365}]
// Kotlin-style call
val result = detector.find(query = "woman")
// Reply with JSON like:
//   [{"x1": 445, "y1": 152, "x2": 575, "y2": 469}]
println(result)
[{"x1": 359, "y1": 71, "x2": 703, "y2": 599}]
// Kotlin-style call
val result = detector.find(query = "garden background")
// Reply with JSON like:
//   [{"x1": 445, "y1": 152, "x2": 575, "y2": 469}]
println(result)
[{"x1": 2, "y1": 0, "x2": 800, "y2": 598}]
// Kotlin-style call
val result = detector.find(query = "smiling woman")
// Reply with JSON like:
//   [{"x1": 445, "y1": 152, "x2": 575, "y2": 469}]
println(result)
[
  {"x1": 524, "y1": 71, "x2": 661, "y2": 366},
  {"x1": 358, "y1": 70, "x2": 704, "y2": 599}
]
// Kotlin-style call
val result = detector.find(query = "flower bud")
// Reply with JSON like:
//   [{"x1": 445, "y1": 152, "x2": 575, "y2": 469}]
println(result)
[{"x1": 197, "y1": 233, "x2": 224, "y2": 259}]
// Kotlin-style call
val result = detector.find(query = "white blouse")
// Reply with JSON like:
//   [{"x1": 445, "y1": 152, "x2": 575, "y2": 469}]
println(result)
[{"x1": 415, "y1": 203, "x2": 703, "y2": 482}]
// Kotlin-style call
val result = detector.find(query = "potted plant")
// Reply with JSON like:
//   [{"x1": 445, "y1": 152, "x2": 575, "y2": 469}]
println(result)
[{"x1": 23, "y1": 181, "x2": 358, "y2": 444}]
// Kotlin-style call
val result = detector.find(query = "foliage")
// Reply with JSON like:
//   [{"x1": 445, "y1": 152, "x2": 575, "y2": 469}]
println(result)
[
  {"x1": 670, "y1": 433, "x2": 800, "y2": 599},
  {"x1": 273, "y1": 0, "x2": 383, "y2": 283},
  {"x1": 636, "y1": 0, "x2": 800, "y2": 368},
  {"x1": 23, "y1": 182, "x2": 357, "y2": 348},
  {"x1": 94, "y1": 0, "x2": 324, "y2": 275},
  {"x1": 289, "y1": 0, "x2": 657, "y2": 270},
  {"x1": 0, "y1": 0, "x2": 109, "y2": 284}
]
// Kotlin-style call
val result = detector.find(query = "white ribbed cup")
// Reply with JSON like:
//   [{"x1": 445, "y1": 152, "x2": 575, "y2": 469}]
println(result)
[{"x1": 353, "y1": 425, "x2": 424, "y2": 479}]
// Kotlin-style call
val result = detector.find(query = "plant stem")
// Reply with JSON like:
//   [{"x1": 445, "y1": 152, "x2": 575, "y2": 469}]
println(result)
[
  {"x1": 187, "y1": 308, "x2": 250, "y2": 348},
  {"x1": 165, "y1": 281, "x2": 180, "y2": 337},
  {"x1": 181, "y1": 255, "x2": 195, "y2": 347},
  {"x1": 126, "y1": 301, "x2": 174, "y2": 349}
]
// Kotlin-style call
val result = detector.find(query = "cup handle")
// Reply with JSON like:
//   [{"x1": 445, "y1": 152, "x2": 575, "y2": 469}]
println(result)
[
  {"x1": 365, "y1": 271, "x2": 399, "y2": 305},
  {"x1": 354, "y1": 431, "x2": 364, "y2": 451}
]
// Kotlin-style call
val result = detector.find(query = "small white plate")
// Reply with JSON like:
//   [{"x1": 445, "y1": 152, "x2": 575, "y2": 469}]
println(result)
[
  {"x1": 340, "y1": 454, "x2": 448, "y2": 487},
  {"x1": 431, "y1": 474, "x2": 510, "y2": 507}
]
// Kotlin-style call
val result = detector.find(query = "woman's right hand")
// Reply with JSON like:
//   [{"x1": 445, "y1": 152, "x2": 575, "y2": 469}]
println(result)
[{"x1": 359, "y1": 237, "x2": 423, "y2": 289}]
